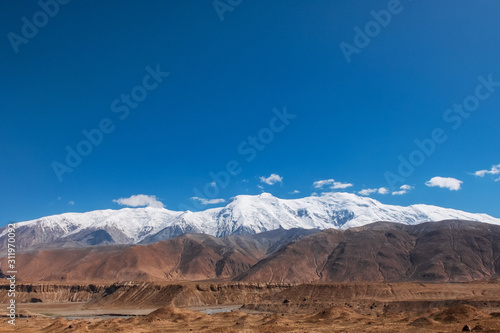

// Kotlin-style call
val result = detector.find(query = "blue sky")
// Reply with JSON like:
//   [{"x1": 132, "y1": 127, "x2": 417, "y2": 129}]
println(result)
[{"x1": 1, "y1": 0, "x2": 499, "y2": 224}]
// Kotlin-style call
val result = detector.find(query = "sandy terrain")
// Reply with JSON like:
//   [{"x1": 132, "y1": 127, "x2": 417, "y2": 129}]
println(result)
[{"x1": 1, "y1": 303, "x2": 500, "y2": 332}]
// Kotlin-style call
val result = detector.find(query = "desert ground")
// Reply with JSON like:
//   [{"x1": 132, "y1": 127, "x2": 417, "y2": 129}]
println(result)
[{"x1": 1, "y1": 280, "x2": 500, "y2": 332}]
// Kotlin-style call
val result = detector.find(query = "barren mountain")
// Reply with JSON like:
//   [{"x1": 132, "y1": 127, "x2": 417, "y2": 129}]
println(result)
[
  {"x1": 236, "y1": 220, "x2": 500, "y2": 283},
  {"x1": 1, "y1": 228, "x2": 317, "y2": 282}
]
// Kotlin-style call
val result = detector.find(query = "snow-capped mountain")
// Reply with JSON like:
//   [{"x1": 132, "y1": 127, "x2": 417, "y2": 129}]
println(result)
[{"x1": 2, "y1": 192, "x2": 499, "y2": 250}]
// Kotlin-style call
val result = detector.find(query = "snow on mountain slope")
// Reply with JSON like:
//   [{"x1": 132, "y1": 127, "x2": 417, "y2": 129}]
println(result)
[
  {"x1": 8, "y1": 208, "x2": 182, "y2": 244},
  {"x1": 2, "y1": 192, "x2": 499, "y2": 250},
  {"x1": 194, "y1": 192, "x2": 499, "y2": 235}
]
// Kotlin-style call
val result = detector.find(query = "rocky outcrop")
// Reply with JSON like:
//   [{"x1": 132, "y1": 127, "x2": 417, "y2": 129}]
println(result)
[{"x1": 0, "y1": 283, "x2": 108, "y2": 303}]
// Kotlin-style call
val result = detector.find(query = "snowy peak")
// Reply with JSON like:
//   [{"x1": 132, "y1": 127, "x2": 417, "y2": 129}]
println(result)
[{"x1": 2, "y1": 193, "x2": 499, "y2": 250}]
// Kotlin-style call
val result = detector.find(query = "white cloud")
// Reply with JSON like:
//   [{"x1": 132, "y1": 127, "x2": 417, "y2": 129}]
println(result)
[
  {"x1": 331, "y1": 181, "x2": 353, "y2": 189},
  {"x1": 314, "y1": 179, "x2": 353, "y2": 190},
  {"x1": 313, "y1": 179, "x2": 335, "y2": 188},
  {"x1": 210, "y1": 181, "x2": 217, "y2": 187},
  {"x1": 425, "y1": 177, "x2": 462, "y2": 191},
  {"x1": 68, "y1": 201, "x2": 75, "y2": 206},
  {"x1": 358, "y1": 188, "x2": 377, "y2": 196},
  {"x1": 191, "y1": 197, "x2": 226, "y2": 205},
  {"x1": 113, "y1": 194, "x2": 165, "y2": 208},
  {"x1": 378, "y1": 187, "x2": 389, "y2": 195},
  {"x1": 473, "y1": 164, "x2": 500, "y2": 178},
  {"x1": 392, "y1": 184, "x2": 414, "y2": 195},
  {"x1": 358, "y1": 187, "x2": 389, "y2": 196},
  {"x1": 260, "y1": 174, "x2": 283, "y2": 185},
  {"x1": 289, "y1": 190, "x2": 300, "y2": 194}
]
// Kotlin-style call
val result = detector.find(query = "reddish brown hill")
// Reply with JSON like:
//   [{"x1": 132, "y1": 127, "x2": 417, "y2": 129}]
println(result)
[
  {"x1": 235, "y1": 220, "x2": 500, "y2": 283},
  {"x1": 0, "y1": 228, "x2": 316, "y2": 282}
]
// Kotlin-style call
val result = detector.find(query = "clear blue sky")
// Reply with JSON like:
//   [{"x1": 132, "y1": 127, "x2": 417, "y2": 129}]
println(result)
[{"x1": 1, "y1": 0, "x2": 499, "y2": 224}]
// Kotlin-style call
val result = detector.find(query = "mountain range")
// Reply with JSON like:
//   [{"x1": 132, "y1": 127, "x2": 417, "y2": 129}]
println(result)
[
  {"x1": 1, "y1": 192, "x2": 499, "y2": 251},
  {"x1": 4, "y1": 221, "x2": 499, "y2": 283}
]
